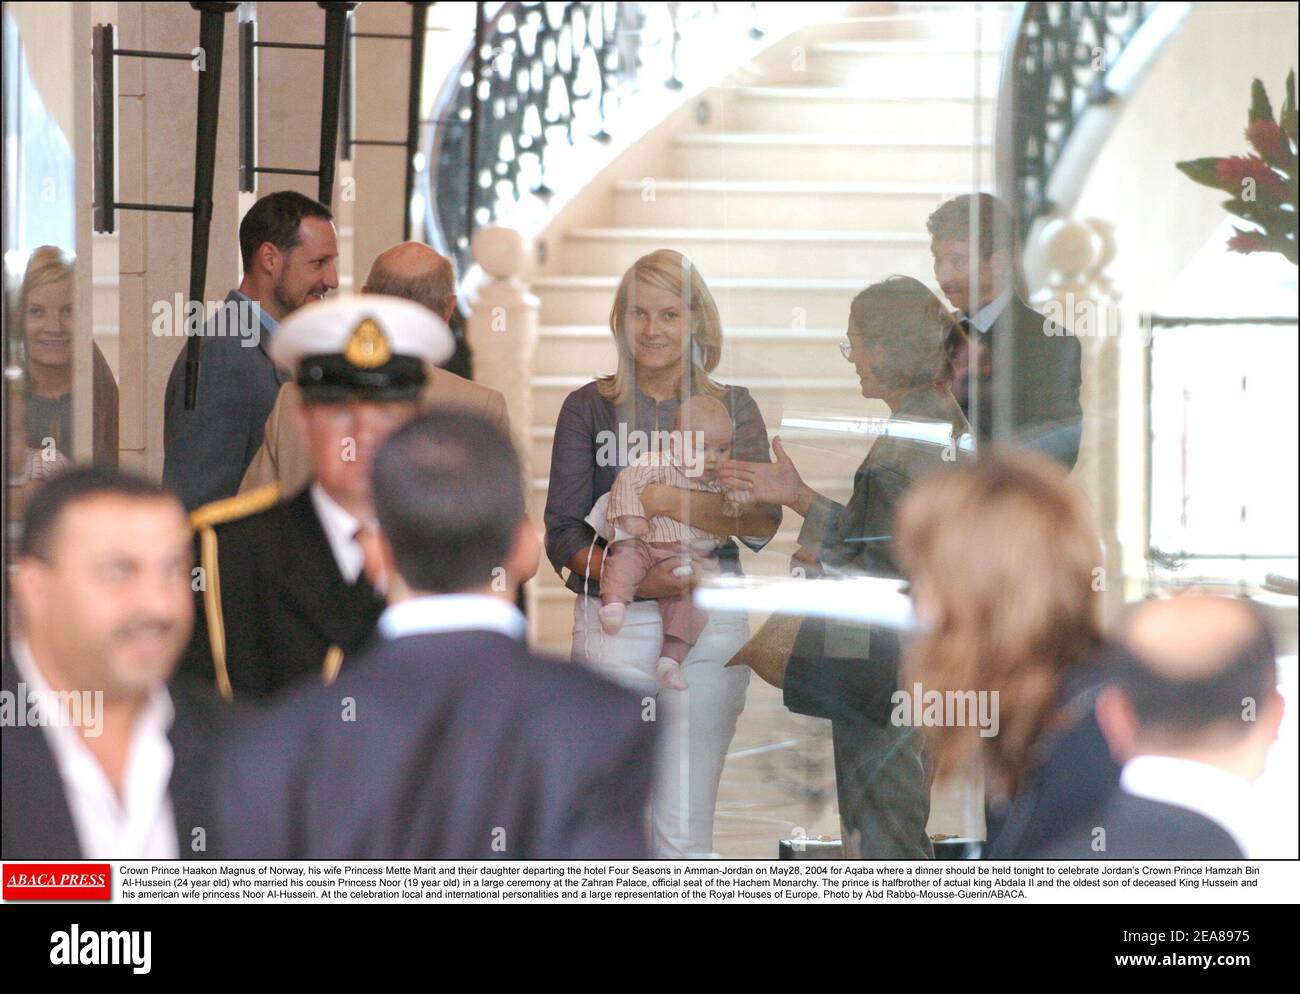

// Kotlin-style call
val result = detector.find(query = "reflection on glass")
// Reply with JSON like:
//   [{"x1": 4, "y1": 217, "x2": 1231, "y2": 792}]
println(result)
[
  {"x1": 6, "y1": 364, "x2": 71, "y2": 533},
  {"x1": 4, "y1": 10, "x2": 116, "y2": 568},
  {"x1": 16, "y1": 246, "x2": 118, "y2": 466}
]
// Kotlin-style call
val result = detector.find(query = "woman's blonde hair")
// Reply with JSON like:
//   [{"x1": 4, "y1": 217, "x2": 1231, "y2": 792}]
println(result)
[
  {"x1": 895, "y1": 448, "x2": 1102, "y2": 796},
  {"x1": 596, "y1": 249, "x2": 726, "y2": 404},
  {"x1": 17, "y1": 245, "x2": 75, "y2": 341}
]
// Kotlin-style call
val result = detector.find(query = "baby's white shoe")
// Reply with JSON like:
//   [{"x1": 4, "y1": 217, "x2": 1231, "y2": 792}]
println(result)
[
  {"x1": 598, "y1": 602, "x2": 626, "y2": 635},
  {"x1": 656, "y1": 656, "x2": 689, "y2": 691}
]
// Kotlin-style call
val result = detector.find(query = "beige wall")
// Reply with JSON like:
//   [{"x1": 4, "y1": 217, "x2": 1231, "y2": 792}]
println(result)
[
  {"x1": 1077, "y1": 2, "x2": 1299, "y2": 313},
  {"x1": 5, "y1": 4, "x2": 77, "y2": 142},
  {"x1": 116, "y1": 1, "x2": 241, "y2": 475},
  {"x1": 255, "y1": 2, "x2": 331, "y2": 203},
  {"x1": 1073, "y1": 1, "x2": 1298, "y2": 597},
  {"x1": 349, "y1": 2, "x2": 411, "y2": 280}
]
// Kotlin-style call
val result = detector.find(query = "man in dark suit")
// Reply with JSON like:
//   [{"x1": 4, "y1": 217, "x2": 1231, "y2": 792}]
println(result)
[
  {"x1": 163, "y1": 190, "x2": 339, "y2": 512},
  {"x1": 927, "y1": 193, "x2": 1083, "y2": 469},
  {"x1": 2, "y1": 467, "x2": 223, "y2": 860},
  {"x1": 179, "y1": 295, "x2": 456, "y2": 701},
  {"x1": 214, "y1": 410, "x2": 655, "y2": 859},
  {"x1": 1041, "y1": 595, "x2": 1283, "y2": 859}
]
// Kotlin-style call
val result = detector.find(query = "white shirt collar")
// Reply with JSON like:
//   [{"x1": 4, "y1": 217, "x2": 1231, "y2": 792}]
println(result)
[
  {"x1": 310, "y1": 483, "x2": 365, "y2": 584},
  {"x1": 11, "y1": 637, "x2": 179, "y2": 860},
  {"x1": 379, "y1": 593, "x2": 528, "y2": 642},
  {"x1": 1120, "y1": 754, "x2": 1262, "y2": 857},
  {"x1": 970, "y1": 287, "x2": 1013, "y2": 334}
]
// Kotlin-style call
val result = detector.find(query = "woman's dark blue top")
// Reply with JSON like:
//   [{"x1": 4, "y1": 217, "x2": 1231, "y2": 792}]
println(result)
[{"x1": 543, "y1": 379, "x2": 778, "y2": 598}]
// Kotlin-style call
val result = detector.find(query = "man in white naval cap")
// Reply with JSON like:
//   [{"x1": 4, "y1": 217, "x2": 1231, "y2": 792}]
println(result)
[
  {"x1": 238, "y1": 241, "x2": 511, "y2": 496},
  {"x1": 177, "y1": 295, "x2": 455, "y2": 701}
]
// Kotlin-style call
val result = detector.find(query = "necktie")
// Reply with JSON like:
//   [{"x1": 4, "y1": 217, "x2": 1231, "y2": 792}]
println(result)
[
  {"x1": 353, "y1": 522, "x2": 388, "y2": 597},
  {"x1": 945, "y1": 318, "x2": 974, "y2": 406}
]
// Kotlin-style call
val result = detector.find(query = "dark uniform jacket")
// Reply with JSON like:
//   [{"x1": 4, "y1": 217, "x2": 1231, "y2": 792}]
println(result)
[
  {"x1": 214, "y1": 628, "x2": 655, "y2": 859},
  {"x1": 949, "y1": 296, "x2": 1083, "y2": 468},
  {"x1": 1, "y1": 653, "x2": 226, "y2": 860},
  {"x1": 180, "y1": 484, "x2": 386, "y2": 701}
]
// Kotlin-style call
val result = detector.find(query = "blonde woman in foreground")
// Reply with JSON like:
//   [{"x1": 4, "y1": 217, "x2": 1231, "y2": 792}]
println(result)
[{"x1": 543, "y1": 249, "x2": 781, "y2": 858}]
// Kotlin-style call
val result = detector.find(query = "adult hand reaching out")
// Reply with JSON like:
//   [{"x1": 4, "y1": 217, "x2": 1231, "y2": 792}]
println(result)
[{"x1": 719, "y1": 437, "x2": 818, "y2": 517}]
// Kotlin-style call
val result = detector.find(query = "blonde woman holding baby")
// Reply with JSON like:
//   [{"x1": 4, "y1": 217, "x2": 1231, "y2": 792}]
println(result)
[{"x1": 543, "y1": 249, "x2": 781, "y2": 858}]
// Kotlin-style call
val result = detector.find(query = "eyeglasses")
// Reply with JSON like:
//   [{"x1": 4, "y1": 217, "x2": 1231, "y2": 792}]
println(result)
[{"x1": 839, "y1": 339, "x2": 854, "y2": 361}]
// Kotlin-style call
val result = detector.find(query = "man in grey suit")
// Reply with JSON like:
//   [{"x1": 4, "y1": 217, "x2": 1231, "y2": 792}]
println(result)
[
  {"x1": 214, "y1": 409, "x2": 655, "y2": 859},
  {"x1": 163, "y1": 190, "x2": 339, "y2": 511}
]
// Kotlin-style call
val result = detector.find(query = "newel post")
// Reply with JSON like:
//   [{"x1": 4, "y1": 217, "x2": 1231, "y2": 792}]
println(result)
[
  {"x1": 466, "y1": 226, "x2": 541, "y2": 620},
  {"x1": 1030, "y1": 216, "x2": 1125, "y2": 626}
]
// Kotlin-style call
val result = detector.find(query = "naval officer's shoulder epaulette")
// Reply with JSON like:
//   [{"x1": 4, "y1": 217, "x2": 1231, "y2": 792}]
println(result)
[
  {"x1": 191, "y1": 483, "x2": 280, "y2": 702},
  {"x1": 189, "y1": 482, "x2": 282, "y2": 531}
]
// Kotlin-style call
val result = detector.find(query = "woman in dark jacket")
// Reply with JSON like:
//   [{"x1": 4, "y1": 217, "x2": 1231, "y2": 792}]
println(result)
[{"x1": 719, "y1": 276, "x2": 973, "y2": 859}]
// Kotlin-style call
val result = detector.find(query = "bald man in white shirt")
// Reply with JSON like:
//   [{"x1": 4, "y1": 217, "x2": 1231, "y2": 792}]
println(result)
[{"x1": 1043, "y1": 595, "x2": 1283, "y2": 859}]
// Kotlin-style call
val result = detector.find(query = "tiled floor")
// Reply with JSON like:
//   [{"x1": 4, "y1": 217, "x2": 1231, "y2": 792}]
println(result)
[
  {"x1": 712, "y1": 677, "x2": 842, "y2": 858},
  {"x1": 541, "y1": 607, "x2": 986, "y2": 859},
  {"x1": 710, "y1": 669, "x2": 986, "y2": 858}
]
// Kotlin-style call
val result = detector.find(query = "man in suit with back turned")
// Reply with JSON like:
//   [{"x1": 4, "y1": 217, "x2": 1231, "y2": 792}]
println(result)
[
  {"x1": 1042, "y1": 595, "x2": 1283, "y2": 859},
  {"x1": 214, "y1": 409, "x2": 655, "y2": 859}
]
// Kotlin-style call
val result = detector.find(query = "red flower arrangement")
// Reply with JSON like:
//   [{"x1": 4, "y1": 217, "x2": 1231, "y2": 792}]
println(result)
[{"x1": 1176, "y1": 71, "x2": 1297, "y2": 264}]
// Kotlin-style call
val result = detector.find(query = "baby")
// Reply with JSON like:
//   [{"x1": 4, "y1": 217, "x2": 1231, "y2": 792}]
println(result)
[{"x1": 599, "y1": 395, "x2": 742, "y2": 691}]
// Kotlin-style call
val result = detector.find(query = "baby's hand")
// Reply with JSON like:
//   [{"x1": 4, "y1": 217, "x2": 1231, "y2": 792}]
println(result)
[
  {"x1": 615, "y1": 514, "x2": 649, "y2": 539},
  {"x1": 720, "y1": 478, "x2": 754, "y2": 507}
]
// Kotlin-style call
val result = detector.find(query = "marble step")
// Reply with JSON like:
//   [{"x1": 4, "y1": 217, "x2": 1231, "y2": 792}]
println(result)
[{"x1": 674, "y1": 132, "x2": 993, "y2": 182}]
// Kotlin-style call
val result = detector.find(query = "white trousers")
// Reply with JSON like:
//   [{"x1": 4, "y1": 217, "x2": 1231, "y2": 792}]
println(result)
[{"x1": 571, "y1": 595, "x2": 750, "y2": 857}]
